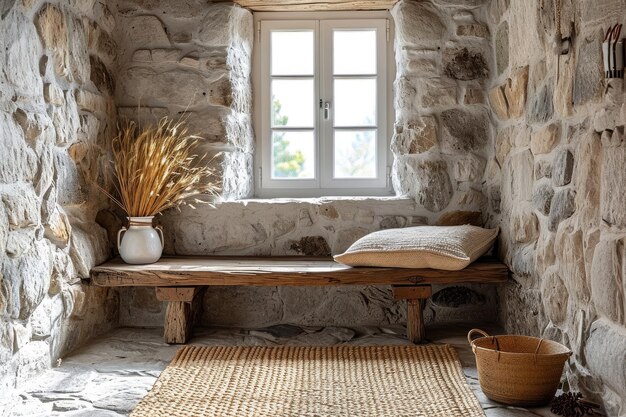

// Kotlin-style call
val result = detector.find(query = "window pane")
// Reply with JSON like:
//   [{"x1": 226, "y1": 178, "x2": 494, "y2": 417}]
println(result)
[
  {"x1": 334, "y1": 78, "x2": 377, "y2": 127},
  {"x1": 334, "y1": 30, "x2": 377, "y2": 75},
  {"x1": 271, "y1": 79, "x2": 314, "y2": 128},
  {"x1": 272, "y1": 131, "x2": 315, "y2": 179},
  {"x1": 334, "y1": 130, "x2": 377, "y2": 179},
  {"x1": 271, "y1": 31, "x2": 314, "y2": 75}
]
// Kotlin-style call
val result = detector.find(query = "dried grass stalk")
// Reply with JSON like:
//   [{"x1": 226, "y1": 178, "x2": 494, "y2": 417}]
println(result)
[{"x1": 99, "y1": 117, "x2": 220, "y2": 217}]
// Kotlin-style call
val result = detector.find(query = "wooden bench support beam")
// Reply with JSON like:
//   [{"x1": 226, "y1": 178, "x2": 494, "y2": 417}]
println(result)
[
  {"x1": 393, "y1": 285, "x2": 432, "y2": 344},
  {"x1": 156, "y1": 287, "x2": 204, "y2": 344}
]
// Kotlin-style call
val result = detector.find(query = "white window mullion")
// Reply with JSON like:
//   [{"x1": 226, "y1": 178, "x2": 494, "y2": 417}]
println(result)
[{"x1": 319, "y1": 20, "x2": 334, "y2": 189}]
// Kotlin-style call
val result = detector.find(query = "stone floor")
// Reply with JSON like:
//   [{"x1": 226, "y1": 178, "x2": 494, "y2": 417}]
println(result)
[{"x1": 7, "y1": 323, "x2": 565, "y2": 417}]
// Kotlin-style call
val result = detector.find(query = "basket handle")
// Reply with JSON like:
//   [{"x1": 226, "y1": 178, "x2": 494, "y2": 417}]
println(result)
[
  {"x1": 533, "y1": 338, "x2": 545, "y2": 364},
  {"x1": 467, "y1": 328, "x2": 490, "y2": 345}
]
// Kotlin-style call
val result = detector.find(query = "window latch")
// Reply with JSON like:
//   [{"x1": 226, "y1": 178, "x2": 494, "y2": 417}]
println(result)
[{"x1": 324, "y1": 101, "x2": 331, "y2": 120}]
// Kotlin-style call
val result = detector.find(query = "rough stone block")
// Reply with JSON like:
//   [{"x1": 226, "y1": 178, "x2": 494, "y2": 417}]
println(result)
[
  {"x1": 591, "y1": 238, "x2": 625, "y2": 324},
  {"x1": 534, "y1": 160, "x2": 552, "y2": 180},
  {"x1": 504, "y1": 150, "x2": 534, "y2": 202},
  {"x1": 12, "y1": 109, "x2": 44, "y2": 144},
  {"x1": 584, "y1": 319, "x2": 626, "y2": 401},
  {"x1": 404, "y1": 49, "x2": 439, "y2": 75},
  {"x1": 552, "y1": 149, "x2": 574, "y2": 186},
  {"x1": 601, "y1": 130, "x2": 626, "y2": 227},
  {"x1": 453, "y1": 153, "x2": 486, "y2": 182},
  {"x1": 43, "y1": 84, "x2": 64, "y2": 106},
  {"x1": 1, "y1": 185, "x2": 41, "y2": 231},
  {"x1": 490, "y1": 0, "x2": 510, "y2": 22},
  {"x1": 528, "y1": 81, "x2": 554, "y2": 124},
  {"x1": 395, "y1": 156, "x2": 453, "y2": 213},
  {"x1": 573, "y1": 38, "x2": 603, "y2": 106},
  {"x1": 379, "y1": 216, "x2": 407, "y2": 229},
  {"x1": 75, "y1": 90, "x2": 109, "y2": 116},
  {"x1": 391, "y1": 1, "x2": 446, "y2": 46},
  {"x1": 151, "y1": 49, "x2": 179, "y2": 63},
  {"x1": 68, "y1": 221, "x2": 108, "y2": 278},
  {"x1": 89, "y1": 55, "x2": 115, "y2": 95},
  {"x1": 120, "y1": 15, "x2": 170, "y2": 50},
  {"x1": 495, "y1": 126, "x2": 512, "y2": 166},
  {"x1": 440, "y1": 108, "x2": 490, "y2": 154},
  {"x1": 393, "y1": 76, "x2": 416, "y2": 113},
  {"x1": 35, "y1": 4, "x2": 66, "y2": 55},
  {"x1": 456, "y1": 24, "x2": 489, "y2": 38},
  {"x1": 489, "y1": 85, "x2": 508, "y2": 120},
  {"x1": 511, "y1": 207, "x2": 538, "y2": 243},
  {"x1": 443, "y1": 47, "x2": 489, "y2": 81},
  {"x1": 495, "y1": 21, "x2": 509, "y2": 75},
  {"x1": 53, "y1": 91, "x2": 80, "y2": 145},
  {"x1": 416, "y1": 78, "x2": 457, "y2": 108},
  {"x1": 131, "y1": 49, "x2": 151, "y2": 62},
  {"x1": 195, "y1": 3, "x2": 236, "y2": 47},
  {"x1": 504, "y1": 66, "x2": 529, "y2": 119},
  {"x1": 532, "y1": 182, "x2": 554, "y2": 215},
  {"x1": 436, "y1": 211, "x2": 482, "y2": 226},
  {"x1": 555, "y1": 226, "x2": 589, "y2": 305},
  {"x1": 540, "y1": 270, "x2": 568, "y2": 324},
  {"x1": 549, "y1": 189, "x2": 576, "y2": 232},
  {"x1": 554, "y1": 55, "x2": 574, "y2": 117},
  {"x1": 1, "y1": 240, "x2": 51, "y2": 320},
  {"x1": 463, "y1": 87, "x2": 485, "y2": 105},
  {"x1": 118, "y1": 67, "x2": 231, "y2": 109},
  {"x1": 530, "y1": 123, "x2": 560, "y2": 155}
]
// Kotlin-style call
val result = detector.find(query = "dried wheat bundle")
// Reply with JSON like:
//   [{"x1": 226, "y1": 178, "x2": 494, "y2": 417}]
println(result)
[{"x1": 100, "y1": 117, "x2": 220, "y2": 217}]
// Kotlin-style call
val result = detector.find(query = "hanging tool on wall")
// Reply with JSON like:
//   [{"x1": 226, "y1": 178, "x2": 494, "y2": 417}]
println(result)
[
  {"x1": 603, "y1": 24, "x2": 624, "y2": 78},
  {"x1": 552, "y1": 0, "x2": 571, "y2": 55}
]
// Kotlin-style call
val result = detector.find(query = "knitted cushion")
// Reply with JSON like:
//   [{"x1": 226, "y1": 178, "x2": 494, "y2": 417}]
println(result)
[{"x1": 334, "y1": 225, "x2": 498, "y2": 270}]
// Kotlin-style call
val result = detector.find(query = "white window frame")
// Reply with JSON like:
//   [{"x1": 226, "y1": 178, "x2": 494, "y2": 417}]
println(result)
[{"x1": 253, "y1": 11, "x2": 395, "y2": 198}]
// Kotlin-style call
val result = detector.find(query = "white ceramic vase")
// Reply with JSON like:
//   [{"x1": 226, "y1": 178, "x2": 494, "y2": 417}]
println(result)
[{"x1": 117, "y1": 216, "x2": 164, "y2": 264}]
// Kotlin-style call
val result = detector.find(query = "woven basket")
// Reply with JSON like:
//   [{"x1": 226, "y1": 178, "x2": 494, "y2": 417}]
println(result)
[{"x1": 468, "y1": 329, "x2": 572, "y2": 407}]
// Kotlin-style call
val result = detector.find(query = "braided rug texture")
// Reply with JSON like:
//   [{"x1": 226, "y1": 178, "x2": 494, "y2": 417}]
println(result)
[{"x1": 130, "y1": 344, "x2": 485, "y2": 417}]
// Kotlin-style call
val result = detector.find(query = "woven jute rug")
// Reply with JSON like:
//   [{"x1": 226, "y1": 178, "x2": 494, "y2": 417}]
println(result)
[{"x1": 130, "y1": 344, "x2": 485, "y2": 417}]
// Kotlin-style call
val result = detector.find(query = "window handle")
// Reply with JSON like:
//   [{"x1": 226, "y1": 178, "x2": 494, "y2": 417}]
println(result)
[{"x1": 324, "y1": 101, "x2": 331, "y2": 120}]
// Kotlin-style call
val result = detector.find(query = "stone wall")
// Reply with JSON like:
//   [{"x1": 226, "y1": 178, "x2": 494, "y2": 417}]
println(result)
[
  {"x1": 121, "y1": 198, "x2": 499, "y2": 328},
  {"x1": 114, "y1": 0, "x2": 254, "y2": 200},
  {"x1": 391, "y1": 0, "x2": 494, "y2": 224},
  {"x1": 111, "y1": 0, "x2": 501, "y2": 330},
  {"x1": 486, "y1": 0, "x2": 626, "y2": 414},
  {"x1": 0, "y1": 0, "x2": 118, "y2": 402}
]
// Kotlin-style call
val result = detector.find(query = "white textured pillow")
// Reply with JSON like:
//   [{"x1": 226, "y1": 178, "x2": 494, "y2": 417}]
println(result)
[{"x1": 334, "y1": 225, "x2": 498, "y2": 270}]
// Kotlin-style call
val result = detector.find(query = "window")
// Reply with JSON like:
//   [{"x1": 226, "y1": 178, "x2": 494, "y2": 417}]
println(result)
[{"x1": 254, "y1": 12, "x2": 394, "y2": 197}]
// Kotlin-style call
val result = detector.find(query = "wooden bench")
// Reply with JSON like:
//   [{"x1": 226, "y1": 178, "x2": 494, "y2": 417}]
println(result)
[{"x1": 90, "y1": 256, "x2": 508, "y2": 344}]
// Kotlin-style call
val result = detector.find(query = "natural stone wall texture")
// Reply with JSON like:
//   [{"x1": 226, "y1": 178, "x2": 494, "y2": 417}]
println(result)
[
  {"x1": 391, "y1": 0, "x2": 494, "y2": 224},
  {"x1": 120, "y1": 198, "x2": 499, "y2": 328},
  {"x1": 114, "y1": 0, "x2": 254, "y2": 200},
  {"x1": 486, "y1": 0, "x2": 626, "y2": 414},
  {"x1": 0, "y1": 0, "x2": 118, "y2": 404},
  {"x1": 112, "y1": 0, "x2": 501, "y2": 331}
]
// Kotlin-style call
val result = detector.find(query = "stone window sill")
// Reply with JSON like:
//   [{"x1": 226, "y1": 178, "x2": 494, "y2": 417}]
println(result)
[{"x1": 228, "y1": 195, "x2": 414, "y2": 206}]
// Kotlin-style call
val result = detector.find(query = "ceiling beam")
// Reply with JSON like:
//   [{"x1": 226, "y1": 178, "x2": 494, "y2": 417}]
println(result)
[{"x1": 233, "y1": 0, "x2": 398, "y2": 11}]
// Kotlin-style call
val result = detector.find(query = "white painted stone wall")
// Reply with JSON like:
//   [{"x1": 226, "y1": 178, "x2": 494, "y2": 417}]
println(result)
[
  {"x1": 111, "y1": 0, "x2": 500, "y2": 331},
  {"x1": 0, "y1": 0, "x2": 119, "y2": 403},
  {"x1": 486, "y1": 0, "x2": 626, "y2": 413}
]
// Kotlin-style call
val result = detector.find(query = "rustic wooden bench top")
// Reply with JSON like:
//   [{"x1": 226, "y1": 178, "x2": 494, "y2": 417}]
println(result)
[
  {"x1": 91, "y1": 256, "x2": 509, "y2": 287},
  {"x1": 90, "y1": 256, "x2": 508, "y2": 345}
]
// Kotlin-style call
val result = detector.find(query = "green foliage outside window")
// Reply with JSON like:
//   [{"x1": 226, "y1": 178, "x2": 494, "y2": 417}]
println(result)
[{"x1": 272, "y1": 98, "x2": 305, "y2": 178}]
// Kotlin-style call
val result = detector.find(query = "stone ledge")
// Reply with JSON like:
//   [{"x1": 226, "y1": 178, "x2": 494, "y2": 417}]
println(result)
[{"x1": 231, "y1": 196, "x2": 414, "y2": 205}]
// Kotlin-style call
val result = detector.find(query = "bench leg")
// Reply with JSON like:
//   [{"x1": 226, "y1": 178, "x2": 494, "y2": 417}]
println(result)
[
  {"x1": 392, "y1": 285, "x2": 432, "y2": 344},
  {"x1": 156, "y1": 287, "x2": 204, "y2": 344}
]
